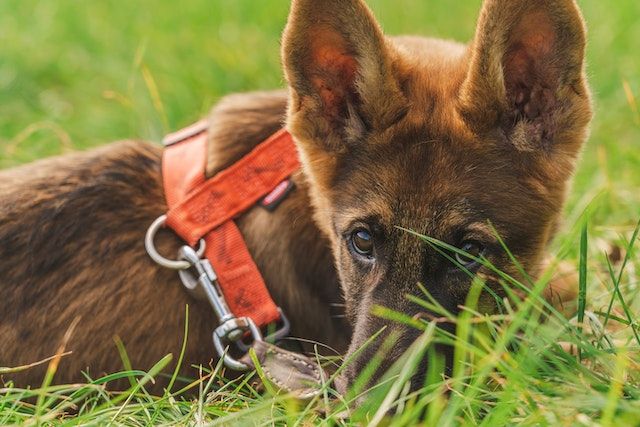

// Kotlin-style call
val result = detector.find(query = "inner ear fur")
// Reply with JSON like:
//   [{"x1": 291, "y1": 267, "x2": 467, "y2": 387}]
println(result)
[
  {"x1": 281, "y1": 0, "x2": 407, "y2": 151},
  {"x1": 460, "y1": 0, "x2": 592, "y2": 153}
]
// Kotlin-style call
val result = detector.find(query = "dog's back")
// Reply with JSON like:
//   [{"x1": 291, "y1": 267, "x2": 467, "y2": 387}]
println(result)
[{"x1": 0, "y1": 141, "x2": 212, "y2": 385}]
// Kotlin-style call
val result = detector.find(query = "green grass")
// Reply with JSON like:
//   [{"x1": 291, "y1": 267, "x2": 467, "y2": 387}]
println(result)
[{"x1": 1, "y1": 0, "x2": 640, "y2": 425}]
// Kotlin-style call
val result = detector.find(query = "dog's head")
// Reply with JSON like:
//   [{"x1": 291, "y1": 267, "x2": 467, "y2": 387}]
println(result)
[{"x1": 282, "y1": 0, "x2": 591, "y2": 390}]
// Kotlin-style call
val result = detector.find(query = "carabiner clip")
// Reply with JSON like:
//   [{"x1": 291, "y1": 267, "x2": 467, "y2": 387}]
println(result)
[{"x1": 177, "y1": 246, "x2": 264, "y2": 371}]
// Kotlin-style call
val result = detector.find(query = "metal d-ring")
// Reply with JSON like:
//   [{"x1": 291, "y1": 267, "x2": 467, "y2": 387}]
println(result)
[{"x1": 145, "y1": 214, "x2": 205, "y2": 270}]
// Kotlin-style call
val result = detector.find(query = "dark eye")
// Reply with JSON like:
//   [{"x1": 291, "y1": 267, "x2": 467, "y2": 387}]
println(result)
[
  {"x1": 351, "y1": 228, "x2": 374, "y2": 257},
  {"x1": 455, "y1": 240, "x2": 484, "y2": 268}
]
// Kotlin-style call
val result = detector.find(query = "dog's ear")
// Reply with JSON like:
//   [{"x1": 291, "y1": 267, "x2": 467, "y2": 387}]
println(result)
[
  {"x1": 282, "y1": 0, "x2": 406, "y2": 151},
  {"x1": 460, "y1": 0, "x2": 592, "y2": 153}
]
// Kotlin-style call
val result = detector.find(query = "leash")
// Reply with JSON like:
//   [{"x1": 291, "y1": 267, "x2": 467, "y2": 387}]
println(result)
[{"x1": 144, "y1": 120, "x2": 325, "y2": 398}]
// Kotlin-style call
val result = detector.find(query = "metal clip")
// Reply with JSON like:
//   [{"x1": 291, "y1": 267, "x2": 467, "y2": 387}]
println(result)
[
  {"x1": 177, "y1": 246, "x2": 263, "y2": 371},
  {"x1": 145, "y1": 214, "x2": 291, "y2": 371}
]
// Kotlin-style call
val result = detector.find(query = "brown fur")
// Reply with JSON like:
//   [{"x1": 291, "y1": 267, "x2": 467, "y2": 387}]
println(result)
[
  {"x1": 1, "y1": 0, "x2": 590, "y2": 392},
  {"x1": 0, "y1": 97, "x2": 348, "y2": 387}
]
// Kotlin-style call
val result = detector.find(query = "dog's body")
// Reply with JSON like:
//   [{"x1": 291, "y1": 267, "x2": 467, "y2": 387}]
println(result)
[
  {"x1": 1, "y1": 0, "x2": 591, "y2": 391},
  {"x1": 0, "y1": 91, "x2": 349, "y2": 386}
]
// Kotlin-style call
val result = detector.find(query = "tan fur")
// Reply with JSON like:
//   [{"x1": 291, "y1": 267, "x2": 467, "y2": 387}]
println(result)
[{"x1": 1, "y1": 0, "x2": 590, "y2": 392}]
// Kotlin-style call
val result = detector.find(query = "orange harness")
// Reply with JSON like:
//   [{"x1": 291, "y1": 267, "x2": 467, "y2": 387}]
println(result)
[{"x1": 161, "y1": 121, "x2": 299, "y2": 329}]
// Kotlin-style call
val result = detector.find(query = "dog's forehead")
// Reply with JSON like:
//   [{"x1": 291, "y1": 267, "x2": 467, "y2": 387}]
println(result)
[
  {"x1": 332, "y1": 137, "x2": 505, "y2": 231},
  {"x1": 389, "y1": 36, "x2": 471, "y2": 136}
]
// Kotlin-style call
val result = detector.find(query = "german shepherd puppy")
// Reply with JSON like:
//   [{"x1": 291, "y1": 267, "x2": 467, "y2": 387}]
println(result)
[{"x1": 0, "y1": 0, "x2": 590, "y2": 393}]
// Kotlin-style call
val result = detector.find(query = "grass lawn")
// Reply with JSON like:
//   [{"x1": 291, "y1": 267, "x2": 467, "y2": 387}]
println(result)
[{"x1": 1, "y1": 0, "x2": 640, "y2": 425}]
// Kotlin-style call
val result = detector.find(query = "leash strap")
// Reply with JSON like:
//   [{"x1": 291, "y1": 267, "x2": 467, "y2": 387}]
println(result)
[{"x1": 162, "y1": 122, "x2": 300, "y2": 328}]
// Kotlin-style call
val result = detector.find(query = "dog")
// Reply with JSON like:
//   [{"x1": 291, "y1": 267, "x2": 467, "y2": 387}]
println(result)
[{"x1": 0, "y1": 0, "x2": 590, "y2": 393}]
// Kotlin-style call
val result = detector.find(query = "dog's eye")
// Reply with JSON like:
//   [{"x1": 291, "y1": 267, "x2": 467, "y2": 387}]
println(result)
[
  {"x1": 351, "y1": 228, "x2": 374, "y2": 257},
  {"x1": 454, "y1": 240, "x2": 484, "y2": 268}
]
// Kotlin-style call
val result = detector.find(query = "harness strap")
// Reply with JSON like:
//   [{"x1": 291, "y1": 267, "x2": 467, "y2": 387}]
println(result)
[{"x1": 162, "y1": 123, "x2": 300, "y2": 328}]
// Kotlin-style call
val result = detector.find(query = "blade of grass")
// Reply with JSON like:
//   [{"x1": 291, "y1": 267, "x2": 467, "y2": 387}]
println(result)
[
  {"x1": 578, "y1": 222, "x2": 588, "y2": 360},
  {"x1": 0, "y1": 352, "x2": 72, "y2": 375},
  {"x1": 602, "y1": 218, "x2": 640, "y2": 331},
  {"x1": 605, "y1": 254, "x2": 640, "y2": 347},
  {"x1": 114, "y1": 336, "x2": 136, "y2": 388},
  {"x1": 108, "y1": 353, "x2": 173, "y2": 422},
  {"x1": 34, "y1": 316, "x2": 80, "y2": 420},
  {"x1": 166, "y1": 304, "x2": 190, "y2": 394}
]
